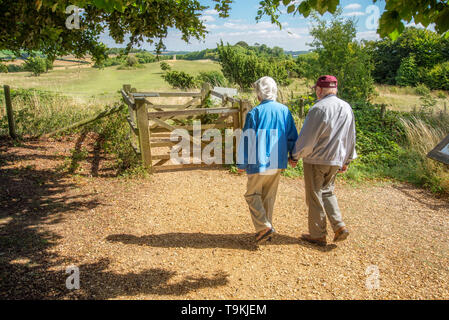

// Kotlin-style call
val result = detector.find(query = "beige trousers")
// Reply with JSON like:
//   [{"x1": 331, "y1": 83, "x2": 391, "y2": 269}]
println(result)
[
  {"x1": 244, "y1": 169, "x2": 281, "y2": 232},
  {"x1": 303, "y1": 163, "x2": 345, "y2": 238}
]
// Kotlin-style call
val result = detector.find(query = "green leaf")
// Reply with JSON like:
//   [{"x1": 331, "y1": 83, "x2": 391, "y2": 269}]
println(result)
[
  {"x1": 287, "y1": 4, "x2": 295, "y2": 14},
  {"x1": 327, "y1": 0, "x2": 340, "y2": 14},
  {"x1": 282, "y1": 0, "x2": 291, "y2": 6},
  {"x1": 435, "y1": 8, "x2": 449, "y2": 34}
]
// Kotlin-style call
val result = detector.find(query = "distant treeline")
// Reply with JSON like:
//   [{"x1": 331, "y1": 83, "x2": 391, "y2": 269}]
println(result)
[{"x1": 175, "y1": 43, "x2": 309, "y2": 61}]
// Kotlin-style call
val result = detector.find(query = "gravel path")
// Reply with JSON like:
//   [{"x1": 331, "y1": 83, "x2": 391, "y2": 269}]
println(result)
[{"x1": 1, "y1": 135, "x2": 448, "y2": 299}]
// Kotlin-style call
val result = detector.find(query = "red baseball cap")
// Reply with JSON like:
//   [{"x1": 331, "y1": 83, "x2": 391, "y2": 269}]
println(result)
[{"x1": 312, "y1": 75, "x2": 338, "y2": 89}]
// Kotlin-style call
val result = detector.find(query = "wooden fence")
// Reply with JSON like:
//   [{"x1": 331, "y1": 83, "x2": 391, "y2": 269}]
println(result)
[{"x1": 121, "y1": 83, "x2": 251, "y2": 172}]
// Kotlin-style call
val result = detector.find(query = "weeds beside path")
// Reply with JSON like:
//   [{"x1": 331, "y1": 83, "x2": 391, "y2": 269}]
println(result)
[{"x1": 1, "y1": 136, "x2": 448, "y2": 299}]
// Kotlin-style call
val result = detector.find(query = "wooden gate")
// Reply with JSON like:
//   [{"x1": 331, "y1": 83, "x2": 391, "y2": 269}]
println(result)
[{"x1": 121, "y1": 84, "x2": 250, "y2": 172}]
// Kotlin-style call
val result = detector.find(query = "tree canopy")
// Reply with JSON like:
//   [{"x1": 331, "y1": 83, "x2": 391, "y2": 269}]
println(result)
[
  {"x1": 257, "y1": 0, "x2": 449, "y2": 40},
  {"x1": 0, "y1": 0, "x2": 233, "y2": 62},
  {"x1": 1, "y1": 0, "x2": 448, "y2": 63}
]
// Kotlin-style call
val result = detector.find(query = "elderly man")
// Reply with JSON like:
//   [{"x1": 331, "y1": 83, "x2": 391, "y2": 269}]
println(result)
[
  {"x1": 290, "y1": 75, "x2": 356, "y2": 246},
  {"x1": 237, "y1": 76, "x2": 298, "y2": 244}
]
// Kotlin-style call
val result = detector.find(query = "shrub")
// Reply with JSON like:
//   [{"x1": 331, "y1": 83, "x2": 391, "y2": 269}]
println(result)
[
  {"x1": 7, "y1": 64, "x2": 25, "y2": 72},
  {"x1": 93, "y1": 56, "x2": 123, "y2": 68},
  {"x1": 217, "y1": 41, "x2": 291, "y2": 89},
  {"x1": 126, "y1": 55, "x2": 138, "y2": 67},
  {"x1": 414, "y1": 83, "x2": 430, "y2": 96},
  {"x1": 436, "y1": 91, "x2": 447, "y2": 99},
  {"x1": 135, "y1": 52, "x2": 156, "y2": 64},
  {"x1": 426, "y1": 61, "x2": 449, "y2": 91},
  {"x1": 195, "y1": 71, "x2": 226, "y2": 87},
  {"x1": 396, "y1": 55, "x2": 419, "y2": 87},
  {"x1": 162, "y1": 70, "x2": 197, "y2": 89},
  {"x1": 24, "y1": 57, "x2": 47, "y2": 76},
  {"x1": 0, "y1": 63, "x2": 8, "y2": 73},
  {"x1": 160, "y1": 61, "x2": 171, "y2": 71},
  {"x1": 45, "y1": 58, "x2": 54, "y2": 71}
]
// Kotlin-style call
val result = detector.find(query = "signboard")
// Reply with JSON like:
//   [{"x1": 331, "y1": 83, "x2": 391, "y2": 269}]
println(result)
[{"x1": 427, "y1": 134, "x2": 449, "y2": 165}]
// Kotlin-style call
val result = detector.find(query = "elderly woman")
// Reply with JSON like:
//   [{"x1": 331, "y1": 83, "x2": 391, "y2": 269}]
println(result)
[{"x1": 237, "y1": 76, "x2": 298, "y2": 244}]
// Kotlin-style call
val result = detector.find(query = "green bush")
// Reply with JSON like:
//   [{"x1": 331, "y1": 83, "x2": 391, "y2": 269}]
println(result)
[
  {"x1": 217, "y1": 41, "x2": 291, "y2": 89},
  {"x1": 414, "y1": 83, "x2": 430, "y2": 96},
  {"x1": 45, "y1": 58, "x2": 54, "y2": 71},
  {"x1": 160, "y1": 61, "x2": 171, "y2": 71},
  {"x1": 126, "y1": 55, "x2": 138, "y2": 67},
  {"x1": 426, "y1": 61, "x2": 449, "y2": 91},
  {"x1": 7, "y1": 64, "x2": 25, "y2": 72},
  {"x1": 135, "y1": 52, "x2": 156, "y2": 64},
  {"x1": 93, "y1": 56, "x2": 124, "y2": 68},
  {"x1": 162, "y1": 70, "x2": 197, "y2": 89},
  {"x1": 0, "y1": 63, "x2": 8, "y2": 73},
  {"x1": 396, "y1": 55, "x2": 418, "y2": 87},
  {"x1": 24, "y1": 57, "x2": 47, "y2": 76},
  {"x1": 195, "y1": 71, "x2": 226, "y2": 87}
]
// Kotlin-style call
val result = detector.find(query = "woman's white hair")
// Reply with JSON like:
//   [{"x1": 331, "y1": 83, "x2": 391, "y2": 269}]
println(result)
[{"x1": 253, "y1": 76, "x2": 277, "y2": 101}]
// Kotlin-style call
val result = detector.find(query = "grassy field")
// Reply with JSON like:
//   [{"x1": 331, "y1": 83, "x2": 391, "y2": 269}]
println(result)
[
  {"x1": 1, "y1": 58, "x2": 447, "y2": 111},
  {"x1": 0, "y1": 59, "x2": 221, "y2": 104}
]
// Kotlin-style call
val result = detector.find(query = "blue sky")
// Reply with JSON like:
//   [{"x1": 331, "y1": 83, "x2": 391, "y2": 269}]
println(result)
[{"x1": 101, "y1": 0, "x2": 394, "y2": 51}]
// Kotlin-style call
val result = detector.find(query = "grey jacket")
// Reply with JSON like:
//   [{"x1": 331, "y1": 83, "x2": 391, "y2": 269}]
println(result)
[{"x1": 291, "y1": 94, "x2": 357, "y2": 167}]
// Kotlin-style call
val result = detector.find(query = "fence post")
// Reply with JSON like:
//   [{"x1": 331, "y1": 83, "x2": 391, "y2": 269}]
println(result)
[
  {"x1": 201, "y1": 83, "x2": 211, "y2": 106},
  {"x1": 380, "y1": 104, "x2": 386, "y2": 119},
  {"x1": 239, "y1": 100, "x2": 250, "y2": 129},
  {"x1": 135, "y1": 97, "x2": 152, "y2": 172},
  {"x1": 3, "y1": 85, "x2": 17, "y2": 139}
]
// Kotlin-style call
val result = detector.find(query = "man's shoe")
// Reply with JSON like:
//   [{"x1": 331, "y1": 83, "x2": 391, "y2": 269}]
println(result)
[
  {"x1": 255, "y1": 227, "x2": 275, "y2": 244},
  {"x1": 300, "y1": 233, "x2": 327, "y2": 246},
  {"x1": 333, "y1": 226, "x2": 349, "y2": 242}
]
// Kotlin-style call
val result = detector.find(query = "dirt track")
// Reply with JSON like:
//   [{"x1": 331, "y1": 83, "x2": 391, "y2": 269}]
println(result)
[{"x1": 1, "y1": 134, "x2": 448, "y2": 299}]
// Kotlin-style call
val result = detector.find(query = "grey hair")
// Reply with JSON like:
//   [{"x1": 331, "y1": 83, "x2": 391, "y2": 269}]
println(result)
[
  {"x1": 253, "y1": 76, "x2": 278, "y2": 101},
  {"x1": 319, "y1": 87, "x2": 338, "y2": 96}
]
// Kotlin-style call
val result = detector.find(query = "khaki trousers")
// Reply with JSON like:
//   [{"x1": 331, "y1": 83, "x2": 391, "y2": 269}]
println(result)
[
  {"x1": 244, "y1": 169, "x2": 281, "y2": 232},
  {"x1": 303, "y1": 163, "x2": 345, "y2": 238}
]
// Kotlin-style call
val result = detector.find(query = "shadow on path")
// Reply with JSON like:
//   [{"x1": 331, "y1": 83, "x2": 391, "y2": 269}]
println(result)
[{"x1": 107, "y1": 232, "x2": 337, "y2": 252}]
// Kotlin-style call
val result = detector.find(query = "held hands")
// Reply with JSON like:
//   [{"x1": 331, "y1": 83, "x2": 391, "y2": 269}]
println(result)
[
  {"x1": 338, "y1": 165, "x2": 348, "y2": 173},
  {"x1": 288, "y1": 158, "x2": 298, "y2": 168}
]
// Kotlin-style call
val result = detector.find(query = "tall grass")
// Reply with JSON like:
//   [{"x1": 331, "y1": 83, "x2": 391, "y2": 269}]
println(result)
[
  {"x1": 400, "y1": 117, "x2": 449, "y2": 194},
  {"x1": 0, "y1": 88, "x2": 103, "y2": 137}
]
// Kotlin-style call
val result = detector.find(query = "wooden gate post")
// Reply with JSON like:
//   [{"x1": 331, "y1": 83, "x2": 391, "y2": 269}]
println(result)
[
  {"x1": 3, "y1": 85, "x2": 17, "y2": 139},
  {"x1": 123, "y1": 84, "x2": 131, "y2": 94},
  {"x1": 135, "y1": 97, "x2": 152, "y2": 172},
  {"x1": 239, "y1": 100, "x2": 250, "y2": 129}
]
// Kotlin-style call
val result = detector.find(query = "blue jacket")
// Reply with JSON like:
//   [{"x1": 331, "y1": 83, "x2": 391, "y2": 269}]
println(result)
[{"x1": 237, "y1": 100, "x2": 298, "y2": 174}]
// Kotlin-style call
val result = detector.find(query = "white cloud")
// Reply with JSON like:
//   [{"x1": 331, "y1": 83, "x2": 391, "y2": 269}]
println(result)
[
  {"x1": 201, "y1": 15, "x2": 215, "y2": 22},
  {"x1": 205, "y1": 24, "x2": 219, "y2": 30},
  {"x1": 204, "y1": 9, "x2": 218, "y2": 15},
  {"x1": 356, "y1": 30, "x2": 380, "y2": 41},
  {"x1": 344, "y1": 3, "x2": 362, "y2": 11},
  {"x1": 343, "y1": 11, "x2": 365, "y2": 17}
]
